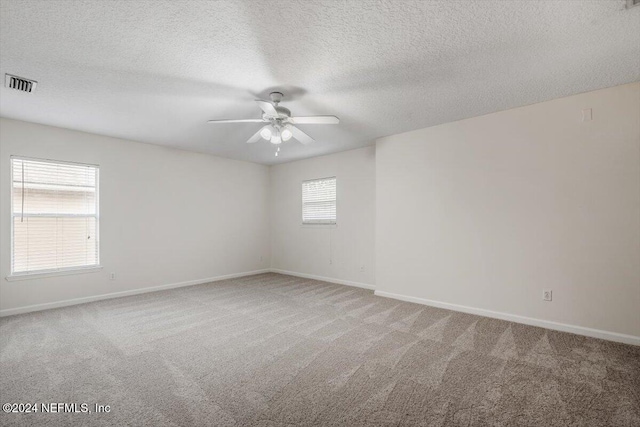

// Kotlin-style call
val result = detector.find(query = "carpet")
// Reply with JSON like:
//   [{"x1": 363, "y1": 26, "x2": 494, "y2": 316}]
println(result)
[{"x1": 1, "y1": 273, "x2": 638, "y2": 426}]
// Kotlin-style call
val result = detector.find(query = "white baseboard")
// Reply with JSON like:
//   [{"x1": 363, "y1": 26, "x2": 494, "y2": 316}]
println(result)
[
  {"x1": 374, "y1": 290, "x2": 640, "y2": 346},
  {"x1": 269, "y1": 269, "x2": 375, "y2": 290},
  {"x1": 0, "y1": 269, "x2": 271, "y2": 317}
]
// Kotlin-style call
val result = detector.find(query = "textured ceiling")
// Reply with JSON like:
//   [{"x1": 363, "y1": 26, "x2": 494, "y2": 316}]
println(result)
[{"x1": 1, "y1": 0, "x2": 639, "y2": 165}]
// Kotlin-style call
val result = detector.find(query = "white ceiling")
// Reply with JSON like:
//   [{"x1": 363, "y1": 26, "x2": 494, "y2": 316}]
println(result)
[{"x1": 1, "y1": 1, "x2": 639, "y2": 165}]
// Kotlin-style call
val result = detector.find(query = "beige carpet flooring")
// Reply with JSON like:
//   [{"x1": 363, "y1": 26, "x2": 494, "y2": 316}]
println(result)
[{"x1": 1, "y1": 273, "x2": 639, "y2": 426}]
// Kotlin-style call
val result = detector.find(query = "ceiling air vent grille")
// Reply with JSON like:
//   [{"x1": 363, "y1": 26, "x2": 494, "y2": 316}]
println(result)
[
  {"x1": 628, "y1": 0, "x2": 640, "y2": 8},
  {"x1": 5, "y1": 74, "x2": 37, "y2": 93}
]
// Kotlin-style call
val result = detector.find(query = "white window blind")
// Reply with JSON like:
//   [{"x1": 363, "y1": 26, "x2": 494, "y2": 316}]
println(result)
[
  {"x1": 302, "y1": 177, "x2": 336, "y2": 224},
  {"x1": 11, "y1": 157, "x2": 99, "y2": 276}
]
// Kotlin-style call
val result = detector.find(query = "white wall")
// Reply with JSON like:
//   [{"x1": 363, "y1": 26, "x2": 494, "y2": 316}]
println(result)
[
  {"x1": 2, "y1": 83, "x2": 639, "y2": 343},
  {"x1": 270, "y1": 147, "x2": 375, "y2": 287},
  {"x1": 376, "y1": 82, "x2": 640, "y2": 338},
  {"x1": 0, "y1": 118, "x2": 270, "y2": 313}
]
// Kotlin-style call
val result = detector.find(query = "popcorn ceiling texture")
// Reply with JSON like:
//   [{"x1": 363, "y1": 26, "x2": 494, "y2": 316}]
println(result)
[
  {"x1": 0, "y1": 0, "x2": 639, "y2": 164},
  {"x1": 1, "y1": 273, "x2": 639, "y2": 426}
]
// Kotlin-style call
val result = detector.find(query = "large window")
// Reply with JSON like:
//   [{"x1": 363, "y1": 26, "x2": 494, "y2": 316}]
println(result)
[
  {"x1": 10, "y1": 157, "x2": 99, "y2": 276},
  {"x1": 302, "y1": 177, "x2": 336, "y2": 225}
]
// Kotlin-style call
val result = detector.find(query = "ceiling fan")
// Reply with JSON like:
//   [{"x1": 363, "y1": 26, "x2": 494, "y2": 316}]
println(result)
[{"x1": 207, "y1": 92, "x2": 339, "y2": 154}]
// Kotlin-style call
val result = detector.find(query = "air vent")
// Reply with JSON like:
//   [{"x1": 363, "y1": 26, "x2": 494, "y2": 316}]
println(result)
[
  {"x1": 5, "y1": 74, "x2": 37, "y2": 93},
  {"x1": 628, "y1": 0, "x2": 640, "y2": 8}
]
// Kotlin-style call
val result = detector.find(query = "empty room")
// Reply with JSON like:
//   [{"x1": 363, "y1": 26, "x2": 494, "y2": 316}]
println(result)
[{"x1": 0, "y1": 0, "x2": 639, "y2": 426}]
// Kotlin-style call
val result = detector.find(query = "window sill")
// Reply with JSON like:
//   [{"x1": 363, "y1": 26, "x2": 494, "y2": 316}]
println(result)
[
  {"x1": 301, "y1": 223, "x2": 338, "y2": 228},
  {"x1": 6, "y1": 266, "x2": 103, "y2": 282}
]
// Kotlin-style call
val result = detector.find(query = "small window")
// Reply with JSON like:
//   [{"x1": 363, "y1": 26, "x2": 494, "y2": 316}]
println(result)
[
  {"x1": 302, "y1": 177, "x2": 336, "y2": 225},
  {"x1": 11, "y1": 157, "x2": 100, "y2": 276}
]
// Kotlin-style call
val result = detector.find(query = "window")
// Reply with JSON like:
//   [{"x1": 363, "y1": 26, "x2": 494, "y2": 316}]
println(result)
[
  {"x1": 10, "y1": 157, "x2": 99, "y2": 276},
  {"x1": 302, "y1": 177, "x2": 336, "y2": 224}
]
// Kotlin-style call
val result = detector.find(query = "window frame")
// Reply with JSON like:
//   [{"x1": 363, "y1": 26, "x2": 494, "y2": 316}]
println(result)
[
  {"x1": 8, "y1": 156, "x2": 101, "y2": 280},
  {"x1": 301, "y1": 176, "x2": 337, "y2": 226}
]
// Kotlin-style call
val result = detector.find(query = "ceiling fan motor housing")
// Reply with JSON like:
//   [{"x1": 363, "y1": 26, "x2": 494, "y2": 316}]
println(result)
[
  {"x1": 269, "y1": 91, "x2": 284, "y2": 104},
  {"x1": 262, "y1": 106, "x2": 291, "y2": 121}
]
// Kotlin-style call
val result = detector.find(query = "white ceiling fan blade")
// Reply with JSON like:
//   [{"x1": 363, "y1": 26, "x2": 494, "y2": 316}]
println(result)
[
  {"x1": 289, "y1": 116, "x2": 339, "y2": 124},
  {"x1": 207, "y1": 119, "x2": 265, "y2": 124},
  {"x1": 246, "y1": 126, "x2": 268, "y2": 143},
  {"x1": 255, "y1": 100, "x2": 279, "y2": 117},
  {"x1": 290, "y1": 126, "x2": 315, "y2": 145}
]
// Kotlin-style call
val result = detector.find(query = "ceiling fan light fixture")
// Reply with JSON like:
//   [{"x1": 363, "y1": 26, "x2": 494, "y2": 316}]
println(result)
[
  {"x1": 271, "y1": 134, "x2": 282, "y2": 144},
  {"x1": 270, "y1": 127, "x2": 282, "y2": 144},
  {"x1": 281, "y1": 126, "x2": 293, "y2": 142},
  {"x1": 260, "y1": 126, "x2": 273, "y2": 140}
]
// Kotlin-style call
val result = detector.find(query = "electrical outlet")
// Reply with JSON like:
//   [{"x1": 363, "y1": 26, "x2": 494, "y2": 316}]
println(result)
[
  {"x1": 110, "y1": 272, "x2": 116, "y2": 281},
  {"x1": 260, "y1": 255, "x2": 263, "y2": 262},
  {"x1": 543, "y1": 289, "x2": 552, "y2": 302}
]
